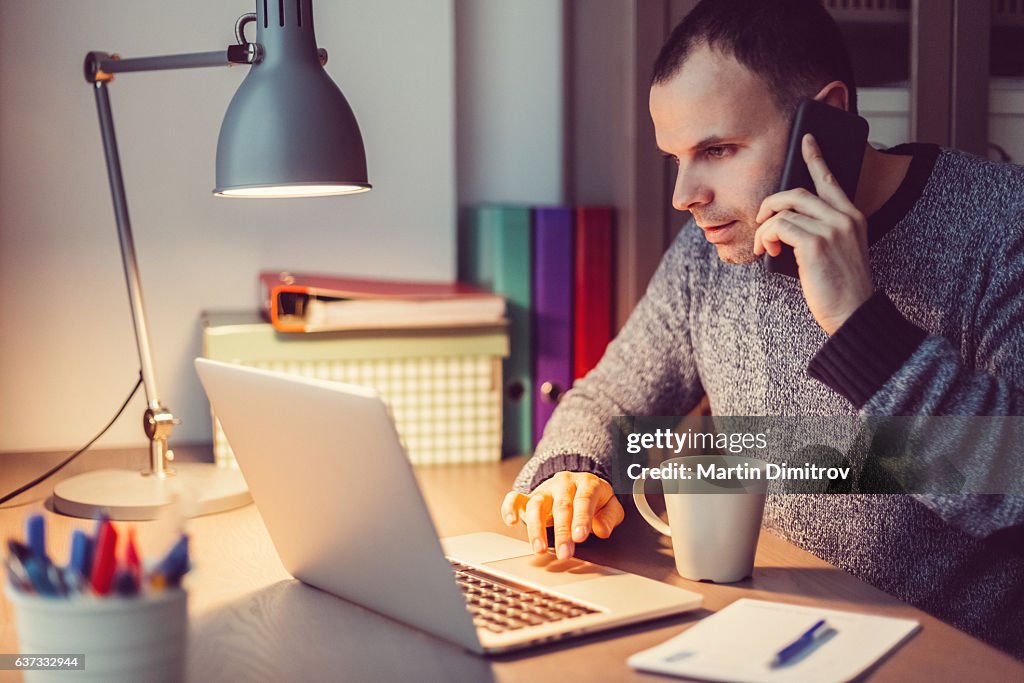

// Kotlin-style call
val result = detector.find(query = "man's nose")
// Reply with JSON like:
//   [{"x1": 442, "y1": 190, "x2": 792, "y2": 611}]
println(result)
[{"x1": 672, "y1": 168, "x2": 712, "y2": 212}]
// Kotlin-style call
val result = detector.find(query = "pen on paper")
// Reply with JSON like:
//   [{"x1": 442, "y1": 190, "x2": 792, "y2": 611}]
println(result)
[{"x1": 771, "y1": 619, "x2": 834, "y2": 668}]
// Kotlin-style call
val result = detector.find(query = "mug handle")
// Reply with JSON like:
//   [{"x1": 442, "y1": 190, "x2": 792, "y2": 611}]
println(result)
[{"x1": 632, "y1": 475, "x2": 672, "y2": 536}]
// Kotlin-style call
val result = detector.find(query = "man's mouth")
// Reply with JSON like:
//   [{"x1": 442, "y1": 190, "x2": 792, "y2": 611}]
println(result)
[{"x1": 700, "y1": 221, "x2": 737, "y2": 244}]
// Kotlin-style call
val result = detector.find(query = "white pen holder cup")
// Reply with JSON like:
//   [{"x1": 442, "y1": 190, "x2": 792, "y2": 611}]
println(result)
[
  {"x1": 4, "y1": 585, "x2": 187, "y2": 683},
  {"x1": 633, "y1": 455, "x2": 768, "y2": 583}
]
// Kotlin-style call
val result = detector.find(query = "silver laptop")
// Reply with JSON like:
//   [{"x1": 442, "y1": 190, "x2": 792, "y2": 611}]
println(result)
[{"x1": 195, "y1": 358, "x2": 701, "y2": 654}]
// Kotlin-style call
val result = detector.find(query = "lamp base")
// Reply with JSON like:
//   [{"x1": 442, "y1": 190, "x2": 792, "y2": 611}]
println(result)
[{"x1": 52, "y1": 463, "x2": 251, "y2": 520}]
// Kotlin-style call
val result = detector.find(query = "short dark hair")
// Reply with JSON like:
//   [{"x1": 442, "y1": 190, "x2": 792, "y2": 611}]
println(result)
[{"x1": 651, "y1": 0, "x2": 858, "y2": 116}]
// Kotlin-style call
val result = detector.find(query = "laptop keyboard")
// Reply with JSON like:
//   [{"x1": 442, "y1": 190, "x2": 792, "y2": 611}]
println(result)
[{"x1": 449, "y1": 559, "x2": 601, "y2": 633}]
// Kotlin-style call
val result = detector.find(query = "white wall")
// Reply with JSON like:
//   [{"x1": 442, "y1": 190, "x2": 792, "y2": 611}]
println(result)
[
  {"x1": 0, "y1": 0, "x2": 456, "y2": 451},
  {"x1": 455, "y1": 0, "x2": 564, "y2": 205}
]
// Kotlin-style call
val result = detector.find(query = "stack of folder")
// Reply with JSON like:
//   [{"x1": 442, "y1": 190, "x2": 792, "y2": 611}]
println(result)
[
  {"x1": 259, "y1": 271, "x2": 506, "y2": 333},
  {"x1": 459, "y1": 205, "x2": 615, "y2": 455}
]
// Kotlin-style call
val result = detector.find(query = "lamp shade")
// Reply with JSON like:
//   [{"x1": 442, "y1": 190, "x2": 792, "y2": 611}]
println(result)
[{"x1": 214, "y1": 0, "x2": 371, "y2": 197}]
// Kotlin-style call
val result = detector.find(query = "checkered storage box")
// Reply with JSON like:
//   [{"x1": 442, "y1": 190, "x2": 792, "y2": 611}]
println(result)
[{"x1": 202, "y1": 312, "x2": 508, "y2": 466}]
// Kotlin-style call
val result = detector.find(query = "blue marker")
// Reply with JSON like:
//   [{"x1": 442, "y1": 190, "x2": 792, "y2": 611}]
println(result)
[
  {"x1": 771, "y1": 619, "x2": 832, "y2": 668},
  {"x1": 113, "y1": 568, "x2": 139, "y2": 596},
  {"x1": 153, "y1": 534, "x2": 190, "y2": 588},
  {"x1": 25, "y1": 514, "x2": 47, "y2": 562},
  {"x1": 23, "y1": 556, "x2": 59, "y2": 597},
  {"x1": 69, "y1": 530, "x2": 94, "y2": 578}
]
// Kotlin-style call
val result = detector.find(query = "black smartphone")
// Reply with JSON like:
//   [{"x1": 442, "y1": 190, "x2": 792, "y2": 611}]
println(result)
[{"x1": 765, "y1": 98, "x2": 869, "y2": 277}]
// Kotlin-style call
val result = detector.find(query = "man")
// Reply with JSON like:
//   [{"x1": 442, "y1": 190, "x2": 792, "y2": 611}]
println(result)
[{"x1": 500, "y1": 0, "x2": 1024, "y2": 658}]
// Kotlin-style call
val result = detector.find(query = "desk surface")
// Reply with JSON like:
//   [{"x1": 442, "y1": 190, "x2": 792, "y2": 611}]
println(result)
[{"x1": 1, "y1": 446, "x2": 1022, "y2": 682}]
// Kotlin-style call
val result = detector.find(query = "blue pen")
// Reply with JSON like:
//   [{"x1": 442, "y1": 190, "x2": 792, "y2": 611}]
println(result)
[
  {"x1": 69, "y1": 529, "x2": 94, "y2": 578},
  {"x1": 771, "y1": 619, "x2": 831, "y2": 668},
  {"x1": 154, "y1": 535, "x2": 190, "y2": 588},
  {"x1": 113, "y1": 568, "x2": 139, "y2": 596},
  {"x1": 25, "y1": 514, "x2": 47, "y2": 562},
  {"x1": 8, "y1": 539, "x2": 59, "y2": 597},
  {"x1": 23, "y1": 556, "x2": 59, "y2": 597}
]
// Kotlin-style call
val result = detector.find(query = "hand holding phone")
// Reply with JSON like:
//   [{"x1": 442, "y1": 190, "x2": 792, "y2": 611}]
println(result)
[
  {"x1": 764, "y1": 99, "x2": 869, "y2": 277},
  {"x1": 755, "y1": 102, "x2": 876, "y2": 335}
]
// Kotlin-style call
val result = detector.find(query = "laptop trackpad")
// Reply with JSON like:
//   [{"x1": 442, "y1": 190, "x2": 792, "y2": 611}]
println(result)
[{"x1": 484, "y1": 553, "x2": 622, "y2": 588}]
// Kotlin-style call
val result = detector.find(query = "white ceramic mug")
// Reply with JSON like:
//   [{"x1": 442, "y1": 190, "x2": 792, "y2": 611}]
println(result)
[{"x1": 632, "y1": 455, "x2": 768, "y2": 583}]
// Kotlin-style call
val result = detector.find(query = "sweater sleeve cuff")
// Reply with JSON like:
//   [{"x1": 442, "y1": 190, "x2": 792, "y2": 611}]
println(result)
[
  {"x1": 807, "y1": 291, "x2": 927, "y2": 409},
  {"x1": 528, "y1": 453, "x2": 611, "y2": 492}
]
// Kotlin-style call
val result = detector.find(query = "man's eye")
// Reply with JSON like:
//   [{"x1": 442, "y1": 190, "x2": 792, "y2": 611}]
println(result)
[{"x1": 703, "y1": 146, "x2": 730, "y2": 159}]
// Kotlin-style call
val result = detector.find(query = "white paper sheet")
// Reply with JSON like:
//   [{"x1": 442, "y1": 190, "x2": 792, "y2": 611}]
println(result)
[{"x1": 627, "y1": 598, "x2": 919, "y2": 683}]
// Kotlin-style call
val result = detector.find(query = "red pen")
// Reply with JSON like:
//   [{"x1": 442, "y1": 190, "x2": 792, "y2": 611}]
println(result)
[{"x1": 90, "y1": 520, "x2": 118, "y2": 595}]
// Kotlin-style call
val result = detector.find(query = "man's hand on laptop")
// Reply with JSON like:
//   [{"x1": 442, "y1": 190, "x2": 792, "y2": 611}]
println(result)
[{"x1": 501, "y1": 472, "x2": 625, "y2": 561}]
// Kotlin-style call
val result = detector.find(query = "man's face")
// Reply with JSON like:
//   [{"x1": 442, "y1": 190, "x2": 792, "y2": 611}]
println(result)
[{"x1": 650, "y1": 44, "x2": 791, "y2": 264}]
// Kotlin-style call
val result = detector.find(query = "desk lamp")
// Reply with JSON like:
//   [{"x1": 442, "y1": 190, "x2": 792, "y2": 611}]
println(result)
[{"x1": 52, "y1": 0, "x2": 370, "y2": 520}]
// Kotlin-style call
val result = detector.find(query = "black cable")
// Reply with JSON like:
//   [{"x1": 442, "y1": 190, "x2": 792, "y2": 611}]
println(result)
[{"x1": 0, "y1": 371, "x2": 143, "y2": 506}]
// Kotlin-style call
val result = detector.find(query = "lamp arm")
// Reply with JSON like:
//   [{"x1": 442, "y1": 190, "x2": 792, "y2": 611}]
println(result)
[
  {"x1": 83, "y1": 13, "x2": 265, "y2": 83},
  {"x1": 84, "y1": 46, "x2": 260, "y2": 84}
]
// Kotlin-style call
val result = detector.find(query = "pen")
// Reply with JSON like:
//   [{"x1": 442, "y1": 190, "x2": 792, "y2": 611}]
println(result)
[
  {"x1": 771, "y1": 619, "x2": 831, "y2": 668},
  {"x1": 5, "y1": 541, "x2": 33, "y2": 592},
  {"x1": 153, "y1": 534, "x2": 190, "y2": 588},
  {"x1": 25, "y1": 514, "x2": 47, "y2": 562},
  {"x1": 89, "y1": 519, "x2": 118, "y2": 596},
  {"x1": 69, "y1": 529, "x2": 94, "y2": 579},
  {"x1": 5, "y1": 553, "x2": 32, "y2": 592},
  {"x1": 23, "y1": 556, "x2": 59, "y2": 596},
  {"x1": 113, "y1": 568, "x2": 139, "y2": 596},
  {"x1": 7, "y1": 539, "x2": 59, "y2": 596}
]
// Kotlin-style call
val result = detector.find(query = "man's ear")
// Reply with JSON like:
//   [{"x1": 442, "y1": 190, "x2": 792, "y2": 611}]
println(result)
[{"x1": 812, "y1": 81, "x2": 850, "y2": 112}]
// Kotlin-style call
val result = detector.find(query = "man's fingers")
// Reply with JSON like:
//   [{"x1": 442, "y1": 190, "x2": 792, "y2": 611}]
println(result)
[
  {"x1": 592, "y1": 497, "x2": 625, "y2": 539},
  {"x1": 753, "y1": 212, "x2": 816, "y2": 258},
  {"x1": 552, "y1": 477, "x2": 577, "y2": 560},
  {"x1": 524, "y1": 494, "x2": 553, "y2": 554},
  {"x1": 756, "y1": 187, "x2": 832, "y2": 225},
  {"x1": 571, "y1": 477, "x2": 611, "y2": 543},
  {"x1": 501, "y1": 490, "x2": 528, "y2": 526},
  {"x1": 500, "y1": 474, "x2": 619, "y2": 560},
  {"x1": 802, "y1": 133, "x2": 856, "y2": 211}
]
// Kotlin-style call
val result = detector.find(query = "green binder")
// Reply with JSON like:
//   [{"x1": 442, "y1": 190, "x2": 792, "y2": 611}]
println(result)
[{"x1": 460, "y1": 205, "x2": 533, "y2": 456}]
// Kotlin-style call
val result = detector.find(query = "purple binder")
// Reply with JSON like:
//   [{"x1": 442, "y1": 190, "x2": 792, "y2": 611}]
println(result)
[{"x1": 532, "y1": 207, "x2": 574, "y2": 447}]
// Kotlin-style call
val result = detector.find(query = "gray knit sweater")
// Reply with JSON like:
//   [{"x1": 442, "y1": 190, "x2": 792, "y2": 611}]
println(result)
[{"x1": 514, "y1": 144, "x2": 1024, "y2": 658}]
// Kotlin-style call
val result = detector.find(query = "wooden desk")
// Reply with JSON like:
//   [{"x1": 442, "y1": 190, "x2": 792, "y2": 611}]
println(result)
[{"x1": 1, "y1": 447, "x2": 1022, "y2": 682}]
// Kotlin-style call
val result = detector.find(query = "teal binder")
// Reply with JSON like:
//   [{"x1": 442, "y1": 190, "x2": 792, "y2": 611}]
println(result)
[{"x1": 460, "y1": 205, "x2": 533, "y2": 455}]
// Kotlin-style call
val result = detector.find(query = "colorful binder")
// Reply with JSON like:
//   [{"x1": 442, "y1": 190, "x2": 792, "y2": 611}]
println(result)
[
  {"x1": 573, "y1": 207, "x2": 614, "y2": 379},
  {"x1": 459, "y1": 206, "x2": 533, "y2": 456},
  {"x1": 532, "y1": 207, "x2": 574, "y2": 447},
  {"x1": 259, "y1": 271, "x2": 504, "y2": 333}
]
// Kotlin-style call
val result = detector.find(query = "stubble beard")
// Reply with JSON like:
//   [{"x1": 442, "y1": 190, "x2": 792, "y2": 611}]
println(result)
[
  {"x1": 715, "y1": 225, "x2": 759, "y2": 265},
  {"x1": 713, "y1": 169, "x2": 781, "y2": 266}
]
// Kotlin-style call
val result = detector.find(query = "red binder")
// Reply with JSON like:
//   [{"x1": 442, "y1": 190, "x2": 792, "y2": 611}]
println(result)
[
  {"x1": 573, "y1": 207, "x2": 614, "y2": 379},
  {"x1": 259, "y1": 271, "x2": 505, "y2": 332}
]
